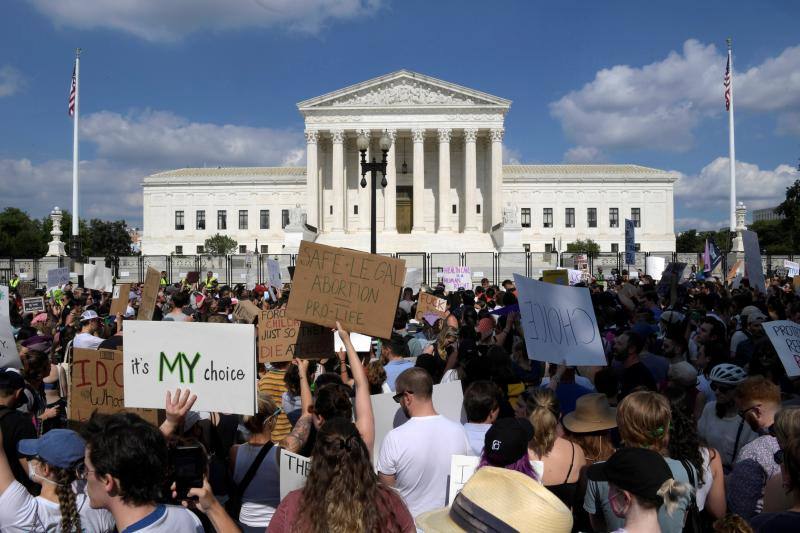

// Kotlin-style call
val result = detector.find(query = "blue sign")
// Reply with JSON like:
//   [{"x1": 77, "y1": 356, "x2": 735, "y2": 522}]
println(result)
[{"x1": 624, "y1": 219, "x2": 636, "y2": 265}]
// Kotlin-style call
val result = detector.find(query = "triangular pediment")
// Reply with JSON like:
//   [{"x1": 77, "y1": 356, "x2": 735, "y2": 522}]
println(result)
[{"x1": 297, "y1": 70, "x2": 511, "y2": 110}]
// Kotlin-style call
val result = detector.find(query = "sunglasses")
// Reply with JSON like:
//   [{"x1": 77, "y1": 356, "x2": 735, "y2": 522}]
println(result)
[
  {"x1": 710, "y1": 382, "x2": 734, "y2": 394},
  {"x1": 738, "y1": 404, "x2": 761, "y2": 418},
  {"x1": 393, "y1": 390, "x2": 412, "y2": 403}
]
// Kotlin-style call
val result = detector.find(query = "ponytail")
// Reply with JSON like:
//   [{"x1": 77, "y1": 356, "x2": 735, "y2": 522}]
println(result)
[
  {"x1": 656, "y1": 478, "x2": 693, "y2": 516},
  {"x1": 54, "y1": 466, "x2": 82, "y2": 532}
]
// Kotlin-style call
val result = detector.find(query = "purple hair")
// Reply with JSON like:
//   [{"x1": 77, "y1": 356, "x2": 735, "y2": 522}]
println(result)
[{"x1": 478, "y1": 452, "x2": 539, "y2": 481}]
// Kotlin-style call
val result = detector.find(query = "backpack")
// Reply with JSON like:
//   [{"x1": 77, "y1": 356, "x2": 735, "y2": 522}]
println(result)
[{"x1": 680, "y1": 459, "x2": 703, "y2": 533}]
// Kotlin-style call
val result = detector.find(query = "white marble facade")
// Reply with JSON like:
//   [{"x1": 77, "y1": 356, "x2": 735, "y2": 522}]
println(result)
[{"x1": 141, "y1": 71, "x2": 677, "y2": 255}]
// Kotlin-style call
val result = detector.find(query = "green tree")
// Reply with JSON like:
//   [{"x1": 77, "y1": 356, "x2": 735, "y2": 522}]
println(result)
[
  {"x1": 776, "y1": 179, "x2": 800, "y2": 250},
  {"x1": 749, "y1": 220, "x2": 791, "y2": 254},
  {"x1": 204, "y1": 234, "x2": 237, "y2": 255},
  {"x1": 0, "y1": 208, "x2": 47, "y2": 257},
  {"x1": 676, "y1": 230, "x2": 701, "y2": 253},
  {"x1": 83, "y1": 219, "x2": 132, "y2": 260},
  {"x1": 566, "y1": 239, "x2": 600, "y2": 254}
]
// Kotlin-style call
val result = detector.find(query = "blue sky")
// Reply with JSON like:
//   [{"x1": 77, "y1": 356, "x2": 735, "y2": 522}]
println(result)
[{"x1": 1, "y1": 0, "x2": 798, "y2": 231}]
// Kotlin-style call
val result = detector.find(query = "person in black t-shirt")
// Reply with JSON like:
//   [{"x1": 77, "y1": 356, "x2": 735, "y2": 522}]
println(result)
[
  {"x1": 0, "y1": 369, "x2": 38, "y2": 495},
  {"x1": 613, "y1": 331, "x2": 656, "y2": 400}
]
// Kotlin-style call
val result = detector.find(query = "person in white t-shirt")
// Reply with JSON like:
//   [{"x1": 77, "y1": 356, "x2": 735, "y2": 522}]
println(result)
[
  {"x1": 462, "y1": 380, "x2": 501, "y2": 456},
  {"x1": 73, "y1": 310, "x2": 105, "y2": 349},
  {"x1": 0, "y1": 427, "x2": 115, "y2": 532},
  {"x1": 377, "y1": 367, "x2": 470, "y2": 517}
]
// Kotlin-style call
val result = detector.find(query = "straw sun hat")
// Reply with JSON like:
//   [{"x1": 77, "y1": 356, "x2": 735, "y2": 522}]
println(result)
[
  {"x1": 416, "y1": 466, "x2": 572, "y2": 533},
  {"x1": 561, "y1": 393, "x2": 617, "y2": 434}
]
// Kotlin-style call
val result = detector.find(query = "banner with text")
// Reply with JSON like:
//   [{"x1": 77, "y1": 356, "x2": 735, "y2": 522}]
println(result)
[
  {"x1": 542, "y1": 269, "x2": 568, "y2": 286},
  {"x1": 448, "y1": 455, "x2": 480, "y2": 505},
  {"x1": 110, "y1": 284, "x2": 132, "y2": 316},
  {"x1": 258, "y1": 308, "x2": 334, "y2": 363},
  {"x1": 786, "y1": 260, "x2": 800, "y2": 278},
  {"x1": 285, "y1": 241, "x2": 405, "y2": 339},
  {"x1": 22, "y1": 297, "x2": 45, "y2": 314},
  {"x1": 415, "y1": 292, "x2": 447, "y2": 321},
  {"x1": 742, "y1": 230, "x2": 766, "y2": 294},
  {"x1": 124, "y1": 321, "x2": 256, "y2": 415},
  {"x1": 83, "y1": 264, "x2": 114, "y2": 293},
  {"x1": 514, "y1": 273, "x2": 605, "y2": 366},
  {"x1": 0, "y1": 286, "x2": 20, "y2": 369},
  {"x1": 47, "y1": 267, "x2": 70, "y2": 288},
  {"x1": 625, "y1": 219, "x2": 636, "y2": 265},
  {"x1": 279, "y1": 448, "x2": 310, "y2": 499},
  {"x1": 442, "y1": 266, "x2": 472, "y2": 292},
  {"x1": 267, "y1": 259, "x2": 282, "y2": 289},
  {"x1": 763, "y1": 320, "x2": 800, "y2": 378}
]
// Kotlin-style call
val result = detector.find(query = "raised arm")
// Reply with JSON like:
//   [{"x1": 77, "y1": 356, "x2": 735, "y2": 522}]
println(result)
[
  {"x1": 160, "y1": 388, "x2": 197, "y2": 437},
  {"x1": 337, "y1": 321, "x2": 375, "y2": 456},
  {"x1": 278, "y1": 358, "x2": 314, "y2": 454},
  {"x1": 0, "y1": 427, "x2": 15, "y2": 494}
]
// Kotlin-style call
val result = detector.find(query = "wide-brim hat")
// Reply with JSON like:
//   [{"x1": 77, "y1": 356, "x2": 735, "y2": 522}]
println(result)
[
  {"x1": 416, "y1": 467, "x2": 572, "y2": 533},
  {"x1": 561, "y1": 393, "x2": 617, "y2": 434}
]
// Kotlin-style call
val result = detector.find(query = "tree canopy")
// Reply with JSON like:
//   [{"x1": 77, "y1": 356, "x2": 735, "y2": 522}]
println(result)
[
  {"x1": 204, "y1": 234, "x2": 238, "y2": 255},
  {"x1": 566, "y1": 239, "x2": 600, "y2": 254}
]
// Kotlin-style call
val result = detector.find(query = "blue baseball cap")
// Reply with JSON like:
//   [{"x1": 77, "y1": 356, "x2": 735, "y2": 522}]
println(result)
[{"x1": 18, "y1": 429, "x2": 86, "y2": 468}]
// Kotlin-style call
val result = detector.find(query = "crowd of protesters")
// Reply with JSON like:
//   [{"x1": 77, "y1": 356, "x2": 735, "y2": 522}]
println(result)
[{"x1": 1, "y1": 264, "x2": 800, "y2": 532}]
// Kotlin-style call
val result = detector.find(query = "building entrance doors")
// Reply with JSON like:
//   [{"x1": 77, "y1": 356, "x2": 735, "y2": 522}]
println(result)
[{"x1": 396, "y1": 186, "x2": 413, "y2": 234}]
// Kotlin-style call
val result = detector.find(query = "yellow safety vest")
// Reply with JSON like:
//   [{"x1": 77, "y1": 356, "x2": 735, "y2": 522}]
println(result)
[
  {"x1": 204, "y1": 277, "x2": 217, "y2": 289},
  {"x1": 160, "y1": 277, "x2": 168, "y2": 287},
  {"x1": 9, "y1": 278, "x2": 19, "y2": 288}
]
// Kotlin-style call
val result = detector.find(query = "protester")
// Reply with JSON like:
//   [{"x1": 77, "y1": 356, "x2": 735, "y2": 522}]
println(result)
[
  {"x1": 73, "y1": 310, "x2": 104, "y2": 349},
  {"x1": 381, "y1": 333, "x2": 413, "y2": 392},
  {"x1": 0, "y1": 369, "x2": 38, "y2": 493},
  {"x1": 613, "y1": 331, "x2": 656, "y2": 399},
  {"x1": 562, "y1": 393, "x2": 617, "y2": 465},
  {"x1": 462, "y1": 380, "x2": 502, "y2": 456},
  {"x1": 480, "y1": 417, "x2": 539, "y2": 479}
]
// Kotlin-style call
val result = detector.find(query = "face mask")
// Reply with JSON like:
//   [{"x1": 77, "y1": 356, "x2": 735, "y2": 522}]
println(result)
[{"x1": 28, "y1": 461, "x2": 58, "y2": 486}]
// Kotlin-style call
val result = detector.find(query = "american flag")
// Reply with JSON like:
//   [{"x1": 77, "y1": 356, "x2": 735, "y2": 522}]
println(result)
[
  {"x1": 723, "y1": 55, "x2": 731, "y2": 112},
  {"x1": 68, "y1": 65, "x2": 76, "y2": 117}
]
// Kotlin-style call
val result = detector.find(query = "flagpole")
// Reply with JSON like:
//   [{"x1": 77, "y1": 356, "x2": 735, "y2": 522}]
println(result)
[
  {"x1": 71, "y1": 48, "x2": 81, "y2": 258},
  {"x1": 727, "y1": 38, "x2": 736, "y2": 232}
]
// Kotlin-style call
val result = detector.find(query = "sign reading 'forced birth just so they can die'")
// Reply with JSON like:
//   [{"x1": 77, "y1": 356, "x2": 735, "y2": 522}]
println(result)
[{"x1": 286, "y1": 241, "x2": 406, "y2": 339}]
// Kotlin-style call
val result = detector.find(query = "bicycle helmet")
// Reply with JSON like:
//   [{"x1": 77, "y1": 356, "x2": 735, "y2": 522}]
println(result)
[{"x1": 708, "y1": 363, "x2": 747, "y2": 385}]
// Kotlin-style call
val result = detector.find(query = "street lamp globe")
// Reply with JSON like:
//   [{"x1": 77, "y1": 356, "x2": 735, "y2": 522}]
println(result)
[
  {"x1": 356, "y1": 134, "x2": 369, "y2": 152},
  {"x1": 378, "y1": 134, "x2": 391, "y2": 152}
]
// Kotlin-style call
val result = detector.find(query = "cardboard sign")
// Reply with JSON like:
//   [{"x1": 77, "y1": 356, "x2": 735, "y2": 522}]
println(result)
[
  {"x1": 17, "y1": 282, "x2": 35, "y2": 298},
  {"x1": 0, "y1": 286, "x2": 21, "y2": 369},
  {"x1": 794, "y1": 275, "x2": 800, "y2": 293},
  {"x1": 514, "y1": 273, "x2": 606, "y2": 366},
  {"x1": 258, "y1": 308, "x2": 334, "y2": 363},
  {"x1": 279, "y1": 448, "x2": 310, "y2": 499},
  {"x1": 645, "y1": 256, "x2": 666, "y2": 281},
  {"x1": 656, "y1": 263, "x2": 687, "y2": 299},
  {"x1": 415, "y1": 292, "x2": 447, "y2": 321},
  {"x1": 186, "y1": 272, "x2": 200, "y2": 284},
  {"x1": 372, "y1": 380, "x2": 464, "y2": 466},
  {"x1": 267, "y1": 259, "x2": 282, "y2": 289},
  {"x1": 443, "y1": 266, "x2": 472, "y2": 292},
  {"x1": 110, "y1": 283, "x2": 132, "y2": 316},
  {"x1": 285, "y1": 241, "x2": 406, "y2": 339},
  {"x1": 404, "y1": 268, "x2": 423, "y2": 290},
  {"x1": 233, "y1": 300, "x2": 261, "y2": 323},
  {"x1": 124, "y1": 321, "x2": 257, "y2": 415},
  {"x1": 727, "y1": 260, "x2": 744, "y2": 283},
  {"x1": 447, "y1": 455, "x2": 480, "y2": 505},
  {"x1": 69, "y1": 348, "x2": 158, "y2": 425},
  {"x1": 22, "y1": 297, "x2": 45, "y2": 314},
  {"x1": 742, "y1": 230, "x2": 766, "y2": 294},
  {"x1": 334, "y1": 331, "x2": 371, "y2": 352},
  {"x1": 542, "y1": 269, "x2": 569, "y2": 286},
  {"x1": 624, "y1": 219, "x2": 636, "y2": 265},
  {"x1": 763, "y1": 320, "x2": 800, "y2": 378},
  {"x1": 84, "y1": 264, "x2": 114, "y2": 293},
  {"x1": 47, "y1": 267, "x2": 70, "y2": 288},
  {"x1": 137, "y1": 267, "x2": 161, "y2": 321},
  {"x1": 785, "y1": 260, "x2": 800, "y2": 278}
]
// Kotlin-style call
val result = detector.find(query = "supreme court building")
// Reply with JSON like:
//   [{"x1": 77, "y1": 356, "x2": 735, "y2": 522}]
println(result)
[{"x1": 142, "y1": 70, "x2": 677, "y2": 255}]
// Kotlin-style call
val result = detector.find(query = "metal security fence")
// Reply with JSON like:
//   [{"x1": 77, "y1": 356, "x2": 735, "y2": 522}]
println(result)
[{"x1": 3, "y1": 251, "x2": 797, "y2": 288}]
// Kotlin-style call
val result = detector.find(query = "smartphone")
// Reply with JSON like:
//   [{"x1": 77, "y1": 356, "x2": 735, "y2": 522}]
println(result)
[{"x1": 171, "y1": 445, "x2": 205, "y2": 499}]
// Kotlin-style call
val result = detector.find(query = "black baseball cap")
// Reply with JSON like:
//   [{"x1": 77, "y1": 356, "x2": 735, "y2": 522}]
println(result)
[
  {"x1": 483, "y1": 417, "x2": 534, "y2": 467},
  {"x1": 587, "y1": 447, "x2": 673, "y2": 503},
  {"x1": 0, "y1": 368, "x2": 25, "y2": 391}
]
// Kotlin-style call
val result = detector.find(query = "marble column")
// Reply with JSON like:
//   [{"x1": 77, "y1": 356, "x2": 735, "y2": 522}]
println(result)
[
  {"x1": 304, "y1": 130, "x2": 319, "y2": 229},
  {"x1": 383, "y1": 129, "x2": 397, "y2": 232},
  {"x1": 463, "y1": 128, "x2": 478, "y2": 232},
  {"x1": 490, "y1": 128, "x2": 504, "y2": 228},
  {"x1": 411, "y1": 128, "x2": 426, "y2": 232},
  {"x1": 357, "y1": 129, "x2": 371, "y2": 231},
  {"x1": 331, "y1": 129, "x2": 345, "y2": 231},
  {"x1": 437, "y1": 128, "x2": 452, "y2": 232}
]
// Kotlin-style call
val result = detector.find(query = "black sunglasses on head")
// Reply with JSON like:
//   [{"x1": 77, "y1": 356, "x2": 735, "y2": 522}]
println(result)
[{"x1": 393, "y1": 390, "x2": 413, "y2": 403}]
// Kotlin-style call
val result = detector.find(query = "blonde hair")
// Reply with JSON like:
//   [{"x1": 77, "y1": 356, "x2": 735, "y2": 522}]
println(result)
[
  {"x1": 243, "y1": 392, "x2": 279, "y2": 434},
  {"x1": 527, "y1": 388, "x2": 560, "y2": 457},
  {"x1": 617, "y1": 391, "x2": 671, "y2": 451},
  {"x1": 656, "y1": 478, "x2": 693, "y2": 515},
  {"x1": 436, "y1": 327, "x2": 458, "y2": 360},
  {"x1": 774, "y1": 407, "x2": 800, "y2": 491}
]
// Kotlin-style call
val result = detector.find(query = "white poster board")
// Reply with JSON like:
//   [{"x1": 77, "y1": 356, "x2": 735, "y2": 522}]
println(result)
[
  {"x1": 124, "y1": 321, "x2": 256, "y2": 415},
  {"x1": 334, "y1": 332, "x2": 371, "y2": 353},
  {"x1": 279, "y1": 448, "x2": 311, "y2": 499},
  {"x1": 742, "y1": 230, "x2": 766, "y2": 294},
  {"x1": 0, "y1": 286, "x2": 20, "y2": 369},
  {"x1": 372, "y1": 380, "x2": 464, "y2": 466},
  {"x1": 442, "y1": 266, "x2": 472, "y2": 292},
  {"x1": 84, "y1": 264, "x2": 114, "y2": 293},
  {"x1": 267, "y1": 259, "x2": 282, "y2": 289},
  {"x1": 763, "y1": 320, "x2": 800, "y2": 378},
  {"x1": 567, "y1": 269, "x2": 583, "y2": 286},
  {"x1": 646, "y1": 256, "x2": 666, "y2": 281},
  {"x1": 404, "y1": 268, "x2": 423, "y2": 290},
  {"x1": 447, "y1": 455, "x2": 480, "y2": 505},
  {"x1": 785, "y1": 260, "x2": 800, "y2": 278},
  {"x1": 47, "y1": 267, "x2": 70, "y2": 288},
  {"x1": 514, "y1": 273, "x2": 605, "y2": 366}
]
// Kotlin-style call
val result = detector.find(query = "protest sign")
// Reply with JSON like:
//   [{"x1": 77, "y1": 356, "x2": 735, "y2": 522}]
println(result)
[
  {"x1": 0, "y1": 286, "x2": 21, "y2": 369},
  {"x1": 285, "y1": 241, "x2": 405, "y2": 339},
  {"x1": 794, "y1": 275, "x2": 800, "y2": 293},
  {"x1": 442, "y1": 266, "x2": 472, "y2": 292},
  {"x1": 334, "y1": 331, "x2": 371, "y2": 352},
  {"x1": 625, "y1": 219, "x2": 636, "y2": 265},
  {"x1": 645, "y1": 256, "x2": 666, "y2": 281},
  {"x1": 414, "y1": 292, "x2": 447, "y2": 321},
  {"x1": 233, "y1": 300, "x2": 261, "y2": 323},
  {"x1": 137, "y1": 267, "x2": 161, "y2": 321},
  {"x1": 727, "y1": 260, "x2": 743, "y2": 283},
  {"x1": 785, "y1": 260, "x2": 800, "y2": 278},
  {"x1": 514, "y1": 273, "x2": 605, "y2": 366},
  {"x1": 22, "y1": 297, "x2": 45, "y2": 314},
  {"x1": 763, "y1": 320, "x2": 800, "y2": 378},
  {"x1": 567, "y1": 269, "x2": 583, "y2": 286},
  {"x1": 186, "y1": 271, "x2": 200, "y2": 284},
  {"x1": 742, "y1": 230, "x2": 766, "y2": 294},
  {"x1": 124, "y1": 321, "x2": 256, "y2": 415},
  {"x1": 656, "y1": 263, "x2": 686, "y2": 299},
  {"x1": 447, "y1": 455, "x2": 480, "y2": 505},
  {"x1": 404, "y1": 268, "x2": 423, "y2": 290},
  {"x1": 110, "y1": 283, "x2": 131, "y2": 316},
  {"x1": 69, "y1": 348, "x2": 158, "y2": 425},
  {"x1": 542, "y1": 269, "x2": 568, "y2": 286},
  {"x1": 47, "y1": 267, "x2": 70, "y2": 288},
  {"x1": 372, "y1": 380, "x2": 464, "y2": 465},
  {"x1": 258, "y1": 308, "x2": 333, "y2": 363},
  {"x1": 84, "y1": 264, "x2": 114, "y2": 293},
  {"x1": 279, "y1": 449, "x2": 310, "y2": 499},
  {"x1": 267, "y1": 259, "x2": 282, "y2": 288}
]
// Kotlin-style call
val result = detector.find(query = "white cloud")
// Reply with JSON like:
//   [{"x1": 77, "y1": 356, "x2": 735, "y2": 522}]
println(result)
[
  {"x1": 674, "y1": 157, "x2": 798, "y2": 212},
  {"x1": 503, "y1": 146, "x2": 522, "y2": 164},
  {"x1": 675, "y1": 217, "x2": 729, "y2": 232},
  {"x1": 0, "y1": 66, "x2": 25, "y2": 97},
  {"x1": 563, "y1": 145, "x2": 605, "y2": 163},
  {"x1": 550, "y1": 40, "x2": 800, "y2": 152},
  {"x1": 28, "y1": 0, "x2": 384, "y2": 42}
]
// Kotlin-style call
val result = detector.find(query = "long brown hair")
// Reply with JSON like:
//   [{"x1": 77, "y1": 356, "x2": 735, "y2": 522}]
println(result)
[
  {"x1": 294, "y1": 418, "x2": 405, "y2": 533},
  {"x1": 53, "y1": 465, "x2": 81, "y2": 532},
  {"x1": 527, "y1": 388, "x2": 560, "y2": 457}
]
